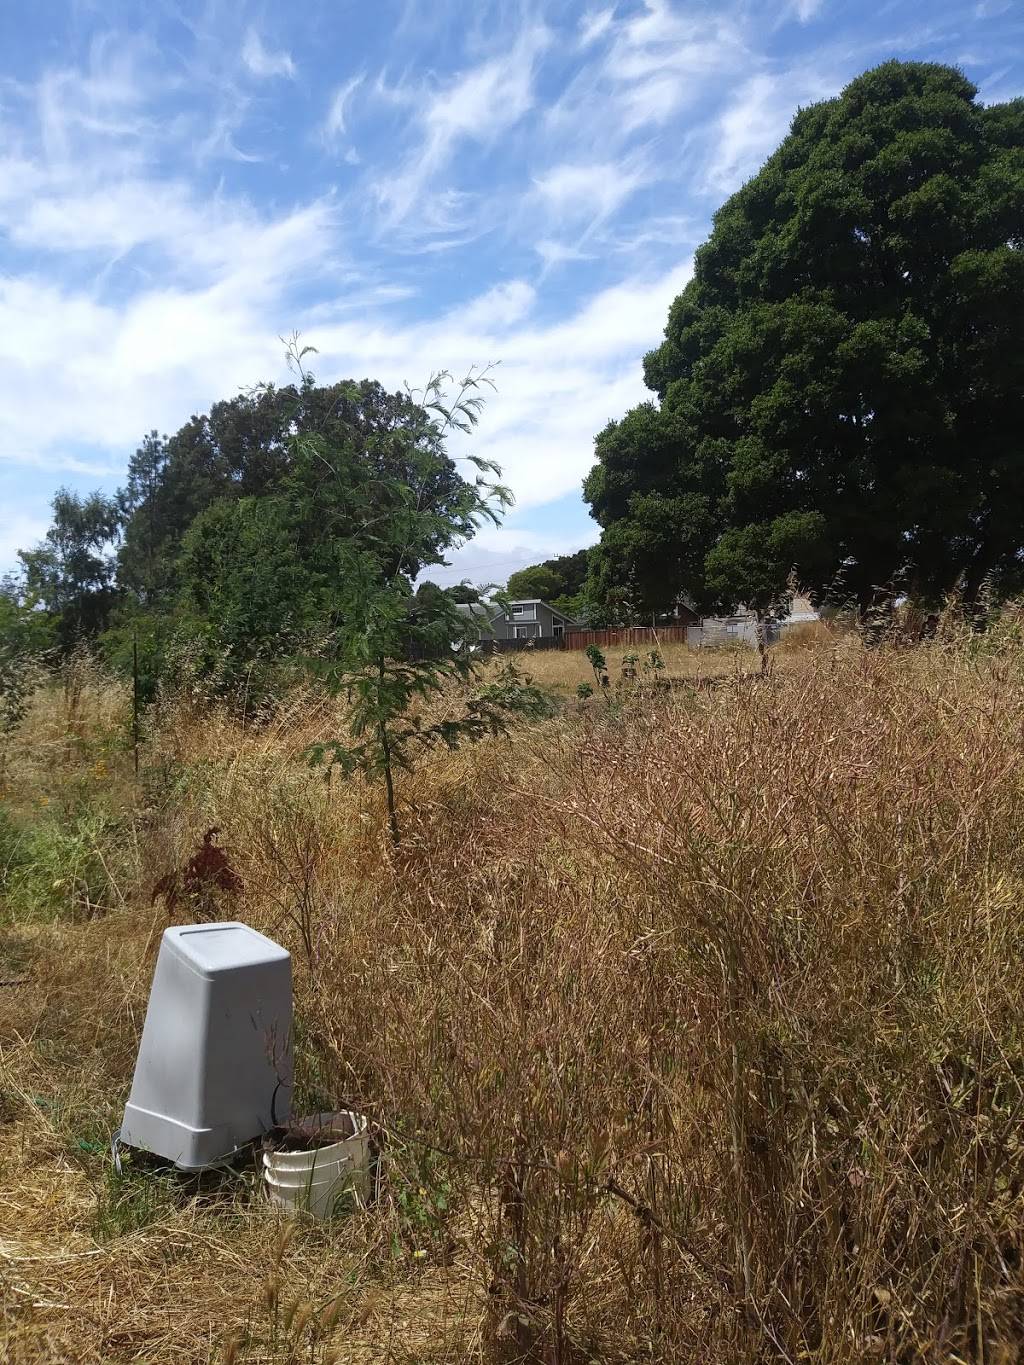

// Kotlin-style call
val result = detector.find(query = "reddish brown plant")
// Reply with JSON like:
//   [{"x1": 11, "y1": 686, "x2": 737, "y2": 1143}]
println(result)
[{"x1": 151, "y1": 826, "x2": 242, "y2": 919}]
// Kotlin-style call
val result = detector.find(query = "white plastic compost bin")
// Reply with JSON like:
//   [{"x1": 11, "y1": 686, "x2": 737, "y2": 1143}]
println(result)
[{"x1": 121, "y1": 922, "x2": 293, "y2": 1169}]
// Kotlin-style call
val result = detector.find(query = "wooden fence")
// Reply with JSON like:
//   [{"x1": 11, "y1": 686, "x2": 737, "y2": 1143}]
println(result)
[
  {"x1": 563, "y1": 625, "x2": 692, "y2": 651},
  {"x1": 487, "y1": 637, "x2": 565, "y2": 654}
]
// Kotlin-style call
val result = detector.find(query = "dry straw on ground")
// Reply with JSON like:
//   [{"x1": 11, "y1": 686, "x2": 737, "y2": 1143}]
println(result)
[{"x1": 3, "y1": 624, "x2": 1024, "y2": 1362}]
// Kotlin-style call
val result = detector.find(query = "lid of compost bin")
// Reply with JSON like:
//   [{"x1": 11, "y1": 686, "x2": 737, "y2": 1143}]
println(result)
[{"x1": 164, "y1": 923, "x2": 290, "y2": 976}]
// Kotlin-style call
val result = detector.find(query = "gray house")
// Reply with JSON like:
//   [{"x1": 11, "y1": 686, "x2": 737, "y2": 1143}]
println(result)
[
  {"x1": 686, "y1": 596, "x2": 820, "y2": 648},
  {"x1": 456, "y1": 599, "x2": 580, "y2": 644}
]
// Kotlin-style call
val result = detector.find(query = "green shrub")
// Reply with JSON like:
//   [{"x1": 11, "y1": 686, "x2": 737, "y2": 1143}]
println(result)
[{"x1": 0, "y1": 806, "x2": 121, "y2": 922}]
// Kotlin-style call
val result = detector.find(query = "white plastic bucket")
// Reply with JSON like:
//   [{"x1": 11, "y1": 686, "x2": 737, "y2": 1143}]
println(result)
[
  {"x1": 264, "y1": 1167, "x2": 356, "y2": 1219},
  {"x1": 263, "y1": 1110, "x2": 370, "y2": 1217}
]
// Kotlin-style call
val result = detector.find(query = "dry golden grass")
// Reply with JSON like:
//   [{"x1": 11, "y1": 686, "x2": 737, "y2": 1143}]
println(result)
[
  {"x1": 491, "y1": 638, "x2": 756, "y2": 692},
  {"x1": 4, "y1": 628, "x2": 1024, "y2": 1361}
]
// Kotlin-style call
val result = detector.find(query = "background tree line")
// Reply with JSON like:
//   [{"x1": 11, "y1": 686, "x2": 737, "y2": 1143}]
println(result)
[
  {"x1": 11, "y1": 362, "x2": 496, "y2": 697},
  {"x1": 6, "y1": 59, "x2": 1024, "y2": 664}
]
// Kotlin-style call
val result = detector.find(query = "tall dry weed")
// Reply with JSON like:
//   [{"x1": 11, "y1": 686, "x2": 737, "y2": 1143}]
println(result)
[
  {"x1": 279, "y1": 639, "x2": 1024, "y2": 1361},
  {"x1": 5, "y1": 635, "x2": 1024, "y2": 1361}
]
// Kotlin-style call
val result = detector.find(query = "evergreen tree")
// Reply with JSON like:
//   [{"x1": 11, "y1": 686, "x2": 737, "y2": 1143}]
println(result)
[{"x1": 584, "y1": 62, "x2": 1024, "y2": 616}]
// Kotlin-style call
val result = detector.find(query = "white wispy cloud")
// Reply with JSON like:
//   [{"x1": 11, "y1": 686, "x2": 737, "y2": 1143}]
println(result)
[
  {"x1": 0, "y1": 51, "x2": 341, "y2": 474},
  {"x1": 533, "y1": 158, "x2": 651, "y2": 225},
  {"x1": 194, "y1": 99, "x2": 264, "y2": 165},
  {"x1": 31, "y1": 33, "x2": 159, "y2": 169},
  {"x1": 604, "y1": 1, "x2": 747, "y2": 132},
  {"x1": 0, "y1": 259, "x2": 301, "y2": 477},
  {"x1": 323, "y1": 74, "x2": 365, "y2": 142},
  {"x1": 978, "y1": 62, "x2": 1020, "y2": 103},
  {"x1": 703, "y1": 68, "x2": 834, "y2": 194},
  {"x1": 534, "y1": 238, "x2": 597, "y2": 269},
  {"x1": 578, "y1": 8, "x2": 615, "y2": 47},
  {"x1": 241, "y1": 29, "x2": 296, "y2": 80},
  {"x1": 458, "y1": 280, "x2": 536, "y2": 331},
  {"x1": 374, "y1": 23, "x2": 549, "y2": 231},
  {"x1": 1, "y1": 165, "x2": 338, "y2": 287},
  {"x1": 547, "y1": 1, "x2": 748, "y2": 160}
]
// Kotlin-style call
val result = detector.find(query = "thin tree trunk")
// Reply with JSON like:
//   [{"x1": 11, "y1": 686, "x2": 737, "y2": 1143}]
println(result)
[{"x1": 378, "y1": 720, "x2": 400, "y2": 846}]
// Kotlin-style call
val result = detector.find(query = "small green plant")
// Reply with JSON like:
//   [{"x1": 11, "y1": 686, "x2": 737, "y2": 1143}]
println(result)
[
  {"x1": 0, "y1": 806, "x2": 118, "y2": 923},
  {"x1": 584, "y1": 644, "x2": 610, "y2": 702},
  {"x1": 575, "y1": 681, "x2": 594, "y2": 700},
  {"x1": 389, "y1": 1141, "x2": 457, "y2": 1264},
  {"x1": 92, "y1": 1151, "x2": 178, "y2": 1241},
  {"x1": 620, "y1": 648, "x2": 666, "y2": 695}
]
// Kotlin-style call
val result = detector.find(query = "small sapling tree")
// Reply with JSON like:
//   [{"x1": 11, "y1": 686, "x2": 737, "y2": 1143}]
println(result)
[
  {"x1": 304, "y1": 361, "x2": 552, "y2": 844},
  {"x1": 584, "y1": 644, "x2": 611, "y2": 704}
]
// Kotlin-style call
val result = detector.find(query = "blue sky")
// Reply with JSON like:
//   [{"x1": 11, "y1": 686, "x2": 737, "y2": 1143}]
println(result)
[{"x1": 1, "y1": 0, "x2": 1021, "y2": 586}]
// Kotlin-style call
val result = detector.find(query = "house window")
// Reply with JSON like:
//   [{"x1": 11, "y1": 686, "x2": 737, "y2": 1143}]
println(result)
[
  {"x1": 552, "y1": 623, "x2": 564, "y2": 639},
  {"x1": 515, "y1": 626, "x2": 528, "y2": 640},
  {"x1": 511, "y1": 605, "x2": 526, "y2": 615}
]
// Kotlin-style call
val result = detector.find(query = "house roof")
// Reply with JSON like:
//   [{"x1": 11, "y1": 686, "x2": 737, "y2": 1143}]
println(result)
[
  {"x1": 506, "y1": 599, "x2": 582, "y2": 627},
  {"x1": 455, "y1": 598, "x2": 582, "y2": 629}
]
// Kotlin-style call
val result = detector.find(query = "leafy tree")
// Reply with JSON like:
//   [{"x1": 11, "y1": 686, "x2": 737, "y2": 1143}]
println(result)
[
  {"x1": 117, "y1": 374, "x2": 471, "y2": 606},
  {"x1": 19, "y1": 489, "x2": 121, "y2": 649},
  {"x1": 506, "y1": 564, "x2": 563, "y2": 601},
  {"x1": 117, "y1": 432, "x2": 171, "y2": 605},
  {"x1": 545, "y1": 549, "x2": 590, "y2": 598},
  {"x1": 506, "y1": 547, "x2": 596, "y2": 619},
  {"x1": 306, "y1": 366, "x2": 552, "y2": 845},
  {"x1": 0, "y1": 576, "x2": 54, "y2": 656},
  {"x1": 584, "y1": 61, "x2": 1024, "y2": 616},
  {"x1": 446, "y1": 582, "x2": 483, "y2": 604},
  {"x1": 99, "y1": 610, "x2": 172, "y2": 710},
  {"x1": 166, "y1": 353, "x2": 509, "y2": 702},
  {"x1": 172, "y1": 495, "x2": 324, "y2": 699}
]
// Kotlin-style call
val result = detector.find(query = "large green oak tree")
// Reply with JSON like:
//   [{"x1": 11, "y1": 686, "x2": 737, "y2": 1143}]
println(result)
[{"x1": 584, "y1": 62, "x2": 1024, "y2": 616}]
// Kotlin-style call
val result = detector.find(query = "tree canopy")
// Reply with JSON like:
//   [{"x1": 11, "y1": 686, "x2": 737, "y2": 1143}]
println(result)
[
  {"x1": 13, "y1": 363, "x2": 496, "y2": 690},
  {"x1": 506, "y1": 548, "x2": 592, "y2": 618},
  {"x1": 506, "y1": 564, "x2": 563, "y2": 602},
  {"x1": 19, "y1": 490, "x2": 121, "y2": 650},
  {"x1": 117, "y1": 377, "x2": 471, "y2": 609},
  {"x1": 584, "y1": 61, "x2": 1024, "y2": 616}
]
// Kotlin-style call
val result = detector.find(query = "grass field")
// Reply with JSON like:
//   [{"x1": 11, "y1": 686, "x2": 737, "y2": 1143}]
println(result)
[
  {"x1": 3, "y1": 623, "x2": 1024, "y2": 1362},
  {"x1": 489, "y1": 637, "x2": 755, "y2": 691}
]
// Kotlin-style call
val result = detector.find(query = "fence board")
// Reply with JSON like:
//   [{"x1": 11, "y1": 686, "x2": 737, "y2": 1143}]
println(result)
[{"x1": 563, "y1": 626, "x2": 692, "y2": 651}]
